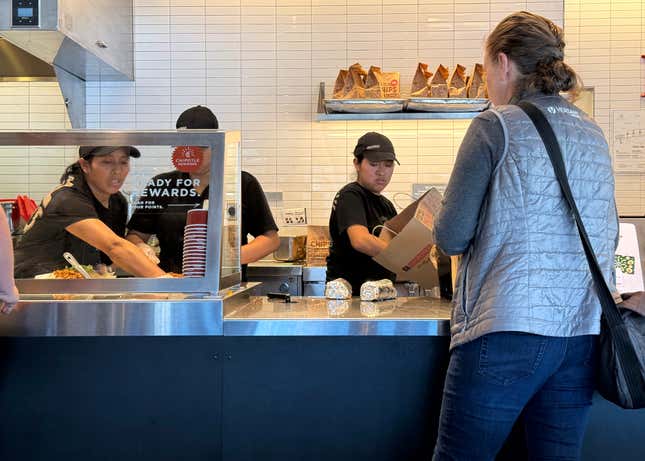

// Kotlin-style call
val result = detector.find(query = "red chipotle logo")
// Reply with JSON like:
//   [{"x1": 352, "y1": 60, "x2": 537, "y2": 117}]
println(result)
[{"x1": 172, "y1": 146, "x2": 203, "y2": 172}]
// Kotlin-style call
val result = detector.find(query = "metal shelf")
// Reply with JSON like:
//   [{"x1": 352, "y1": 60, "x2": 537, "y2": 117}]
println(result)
[
  {"x1": 315, "y1": 81, "x2": 484, "y2": 121},
  {"x1": 316, "y1": 112, "x2": 480, "y2": 121}
]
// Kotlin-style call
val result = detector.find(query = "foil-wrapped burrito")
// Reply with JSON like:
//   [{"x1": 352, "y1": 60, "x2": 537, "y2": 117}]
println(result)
[
  {"x1": 360, "y1": 301, "x2": 380, "y2": 317},
  {"x1": 327, "y1": 299, "x2": 351, "y2": 316},
  {"x1": 360, "y1": 279, "x2": 397, "y2": 301},
  {"x1": 325, "y1": 278, "x2": 352, "y2": 299},
  {"x1": 360, "y1": 300, "x2": 396, "y2": 317}
]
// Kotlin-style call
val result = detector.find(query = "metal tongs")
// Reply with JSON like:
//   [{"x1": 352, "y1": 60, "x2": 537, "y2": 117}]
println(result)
[{"x1": 63, "y1": 252, "x2": 92, "y2": 279}]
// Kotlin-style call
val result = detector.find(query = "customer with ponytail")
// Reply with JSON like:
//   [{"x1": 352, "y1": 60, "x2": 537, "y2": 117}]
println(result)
[
  {"x1": 433, "y1": 12, "x2": 618, "y2": 460},
  {"x1": 14, "y1": 146, "x2": 166, "y2": 278}
]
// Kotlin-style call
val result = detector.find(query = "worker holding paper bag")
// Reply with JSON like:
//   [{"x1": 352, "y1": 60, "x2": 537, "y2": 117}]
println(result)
[{"x1": 326, "y1": 132, "x2": 399, "y2": 295}]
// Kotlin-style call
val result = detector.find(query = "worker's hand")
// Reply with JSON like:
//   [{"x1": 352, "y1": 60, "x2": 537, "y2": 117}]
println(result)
[
  {"x1": 136, "y1": 242, "x2": 160, "y2": 264},
  {"x1": 0, "y1": 284, "x2": 19, "y2": 314}
]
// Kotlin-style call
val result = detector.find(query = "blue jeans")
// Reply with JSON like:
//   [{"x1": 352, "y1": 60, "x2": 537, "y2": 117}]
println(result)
[{"x1": 433, "y1": 332, "x2": 598, "y2": 461}]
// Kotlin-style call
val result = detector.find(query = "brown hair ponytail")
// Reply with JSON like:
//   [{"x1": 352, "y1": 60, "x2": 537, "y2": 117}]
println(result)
[{"x1": 486, "y1": 11, "x2": 581, "y2": 99}]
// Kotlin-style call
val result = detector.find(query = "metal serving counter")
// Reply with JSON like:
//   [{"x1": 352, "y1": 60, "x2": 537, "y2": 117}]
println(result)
[
  {"x1": 1, "y1": 297, "x2": 223, "y2": 337},
  {"x1": 0, "y1": 289, "x2": 452, "y2": 337},
  {"x1": 223, "y1": 296, "x2": 452, "y2": 336}
]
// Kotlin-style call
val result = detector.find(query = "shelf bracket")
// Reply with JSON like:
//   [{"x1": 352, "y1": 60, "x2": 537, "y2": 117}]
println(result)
[{"x1": 317, "y1": 82, "x2": 326, "y2": 114}]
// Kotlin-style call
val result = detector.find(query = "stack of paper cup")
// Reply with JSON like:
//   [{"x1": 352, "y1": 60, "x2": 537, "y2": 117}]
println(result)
[{"x1": 182, "y1": 209, "x2": 208, "y2": 277}]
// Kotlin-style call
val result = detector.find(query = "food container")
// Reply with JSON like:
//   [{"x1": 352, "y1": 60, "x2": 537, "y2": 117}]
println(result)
[
  {"x1": 273, "y1": 236, "x2": 307, "y2": 262},
  {"x1": 324, "y1": 98, "x2": 405, "y2": 114},
  {"x1": 405, "y1": 97, "x2": 490, "y2": 112}
]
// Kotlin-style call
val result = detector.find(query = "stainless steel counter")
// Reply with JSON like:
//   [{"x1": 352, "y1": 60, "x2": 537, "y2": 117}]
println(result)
[
  {"x1": 0, "y1": 286, "x2": 253, "y2": 337},
  {"x1": 0, "y1": 298, "x2": 223, "y2": 337},
  {"x1": 0, "y1": 285, "x2": 453, "y2": 337},
  {"x1": 223, "y1": 296, "x2": 452, "y2": 336}
]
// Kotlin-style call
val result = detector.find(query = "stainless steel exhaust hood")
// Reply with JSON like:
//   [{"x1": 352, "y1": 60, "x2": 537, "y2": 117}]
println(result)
[
  {"x1": 0, "y1": 0, "x2": 134, "y2": 128},
  {"x1": 0, "y1": 37, "x2": 56, "y2": 78}
]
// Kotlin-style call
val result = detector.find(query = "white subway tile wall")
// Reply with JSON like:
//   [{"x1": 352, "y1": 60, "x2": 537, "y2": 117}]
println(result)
[
  {"x1": 82, "y1": 0, "x2": 566, "y2": 225},
  {"x1": 565, "y1": 0, "x2": 645, "y2": 215},
  {"x1": 0, "y1": 81, "x2": 75, "y2": 200},
  {"x1": 3, "y1": 1, "x2": 644, "y2": 220}
]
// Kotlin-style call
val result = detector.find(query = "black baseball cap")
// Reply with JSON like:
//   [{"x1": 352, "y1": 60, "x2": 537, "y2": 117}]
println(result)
[
  {"x1": 78, "y1": 146, "x2": 141, "y2": 159},
  {"x1": 176, "y1": 105, "x2": 219, "y2": 129},
  {"x1": 353, "y1": 132, "x2": 399, "y2": 165}
]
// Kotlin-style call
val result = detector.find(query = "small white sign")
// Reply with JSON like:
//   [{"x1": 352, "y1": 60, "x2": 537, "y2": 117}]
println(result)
[
  {"x1": 282, "y1": 208, "x2": 307, "y2": 225},
  {"x1": 615, "y1": 223, "x2": 644, "y2": 293}
]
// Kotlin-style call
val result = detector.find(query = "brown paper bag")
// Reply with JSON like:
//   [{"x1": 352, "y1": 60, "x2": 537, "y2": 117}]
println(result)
[
  {"x1": 365, "y1": 66, "x2": 385, "y2": 98},
  {"x1": 333, "y1": 69, "x2": 348, "y2": 99},
  {"x1": 410, "y1": 62, "x2": 433, "y2": 97},
  {"x1": 373, "y1": 188, "x2": 443, "y2": 289},
  {"x1": 381, "y1": 71, "x2": 400, "y2": 98},
  {"x1": 477, "y1": 81, "x2": 488, "y2": 99},
  {"x1": 449, "y1": 64, "x2": 468, "y2": 98},
  {"x1": 430, "y1": 65, "x2": 449, "y2": 98},
  {"x1": 466, "y1": 63, "x2": 487, "y2": 98},
  {"x1": 306, "y1": 225, "x2": 331, "y2": 267},
  {"x1": 342, "y1": 63, "x2": 367, "y2": 99}
]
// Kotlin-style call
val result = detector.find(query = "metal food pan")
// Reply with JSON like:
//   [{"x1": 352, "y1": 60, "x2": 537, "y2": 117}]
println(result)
[
  {"x1": 406, "y1": 98, "x2": 490, "y2": 112},
  {"x1": 324, "y1": 99, "x2": 405, "y2": 114}
]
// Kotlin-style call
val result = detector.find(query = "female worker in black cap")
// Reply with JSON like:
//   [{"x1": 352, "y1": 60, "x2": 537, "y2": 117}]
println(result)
[
  {"x1": 14, "y1": 146, "x2": 166, "y2": 278},
  {"x1": 326, "y1": 132, "x2": 399, "y2": 295}
]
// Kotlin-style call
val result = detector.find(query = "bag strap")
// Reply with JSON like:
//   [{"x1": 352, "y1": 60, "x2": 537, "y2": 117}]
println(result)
[{"x1": 517, "y1": 101, "x2": 644, "y2": 397}]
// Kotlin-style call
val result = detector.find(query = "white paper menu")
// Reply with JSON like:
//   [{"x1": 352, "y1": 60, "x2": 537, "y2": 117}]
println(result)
[
  {"x1": 611, "y1": 111, "x2": 645, "y2": 215},
  {"x1": 615, "y1": 223, "x2": 644, "y2": 293}
]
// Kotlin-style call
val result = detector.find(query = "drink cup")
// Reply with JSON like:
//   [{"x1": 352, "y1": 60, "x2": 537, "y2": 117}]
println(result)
[{"x1": 186, "y1": 209, "x2": 208, "y2": 225}]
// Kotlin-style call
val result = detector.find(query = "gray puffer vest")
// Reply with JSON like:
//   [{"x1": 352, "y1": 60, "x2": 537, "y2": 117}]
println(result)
[{"x1": 450, "y1": 95, "x2": 618, "y2": 350}]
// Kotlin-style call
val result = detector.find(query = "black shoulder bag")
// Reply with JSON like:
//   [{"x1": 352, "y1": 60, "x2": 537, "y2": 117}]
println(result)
[{"x1": 518, "y1": 101, "x2": 645, "y2": 409}]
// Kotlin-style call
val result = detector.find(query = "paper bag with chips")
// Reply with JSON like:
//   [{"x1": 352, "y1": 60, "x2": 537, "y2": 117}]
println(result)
[
  {"x1": 466, "y1": 63, "x2": 487, "y2": 98},
  {"x1": 430, "y1": 65, "x2": 449, "y2": 98},
  {"x1": 410, "y1": 62, "x2": 433, "y2": 97},
  {"x1": 381, "y1": 71, "x2": 400, "y2": 98},
  {"x1": 365, "y1": 66, "x2": 385, "y2": 98},
  {"x1": 306, "y1": 225, "x2": 331, "y2": 266},
  {"x1": 333, "y1": 69, "x2": 348, "y2": 99},
  {"x1": 342, "y1": 63, "x2": 367, "y2": 99},
  {"x1": 449, "y1": 64, "x2": 468, "y2": 98}
]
